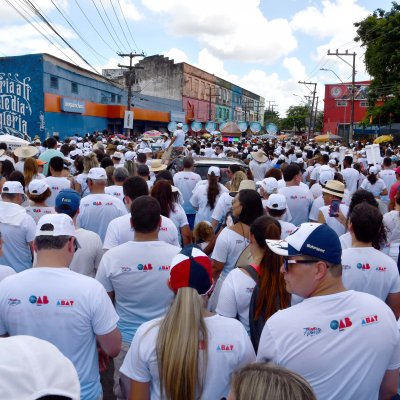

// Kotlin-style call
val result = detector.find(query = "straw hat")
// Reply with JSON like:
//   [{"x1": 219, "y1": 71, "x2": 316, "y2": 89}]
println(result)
[
  {"x1": 14, "y1": 145, "x2": 38, "y2": 158},
  {"x1": 149, "y1": 159, "x2": 167, "y2": 172},
  {"x1": 250, "y1": 149, "x2": 268, "y2": 163},
  {"x1": 321, "y1": 180, "x2": 345, "y2": 198}
]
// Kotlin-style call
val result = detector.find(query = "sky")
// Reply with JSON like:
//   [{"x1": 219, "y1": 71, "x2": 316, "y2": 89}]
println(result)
[{"x1": 0, "y1": 0, "x2": 394, "y2": 117}]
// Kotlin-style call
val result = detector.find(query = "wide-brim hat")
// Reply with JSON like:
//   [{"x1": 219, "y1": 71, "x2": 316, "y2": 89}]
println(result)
[
  {"x1": 14, "y1": 145, "x2": 38, "y2": 158},
  {"x1": 251, "y1": 149, "x2": 268, "y2": 163},
  {"x1": 321, "y1": 180, "x2": 345, "y2": 198},
  {"x1": 149, "y1": 159, "x2": 167, "y2": 172},
  {"x1": 229, "y1": 179, "x2": 257, "y2": 197}
]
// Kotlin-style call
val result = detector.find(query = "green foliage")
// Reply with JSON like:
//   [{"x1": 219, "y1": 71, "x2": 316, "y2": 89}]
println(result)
[
  {"x1": 355, "y1": 2, "x2": 400, "y2": 123},
  {"x1": 281, "y1": 105, "x2": 309, "y2": 132}
]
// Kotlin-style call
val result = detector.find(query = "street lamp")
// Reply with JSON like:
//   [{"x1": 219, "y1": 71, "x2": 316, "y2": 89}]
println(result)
[
  {"x1": 320, "y1": 68, "x2": 344, "y2": 83},
  {"x1": 292, "y1": 94, "x2": 307, "y2": 104}
]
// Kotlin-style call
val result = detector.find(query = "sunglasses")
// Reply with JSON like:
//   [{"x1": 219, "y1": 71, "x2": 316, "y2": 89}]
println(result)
[{"x1": 283, "y1": 258, "x2": 316, "y2": 273}]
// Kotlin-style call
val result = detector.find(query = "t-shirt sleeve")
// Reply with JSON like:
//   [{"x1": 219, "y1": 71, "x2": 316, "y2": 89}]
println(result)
[
  {"x1": 256, "y1": 323, "x2": 278, "y2": 363},
  {"x1": 120, "y1": 325, "x2": 152, "y2": 382},
  {"x1": 211, "y1": 229, "x2": 229, "y2": 263},
  {"x1": 95, "y1": 256, "x2": 114, "y2": 293},
  {"x1": 103, "y1": 220, "x2": 119, "y2": 250},
  {"x1": 389, "y1": 264, "x2": 400, "y2": 294},
  {"x1": 91, "y1": 283, "x2": 119, "y2": 335},
  {"x1": 211, "y1": 196, "x2": 225, "y2": 222},
  {"x1": 93, "y1": 235, "x2": 104, "y2": 271},
  {"x1": 387, "y1": 330, "x2": 400, "y2": 370},
  {"x1": 216, "y1": 272, "x2": 238, "y2": 318}
]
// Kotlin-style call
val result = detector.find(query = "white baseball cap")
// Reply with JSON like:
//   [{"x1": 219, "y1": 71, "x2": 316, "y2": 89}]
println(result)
[
  {"x1": 0, "y1": 335, "x2": 80, "y2": 400},
  {"x1": 35, "y1": 213, "x2": 77, "y2": 238},
  {"x1": 28, "y1": 179, "x2": 49, "y2": 196},
  {"x1": 87, "y1": 167, "x2": 107, "y2": 180},
  {"x1": 328, "y1": 159, "x2": 337, "y2": 165},
  {"x1": 124, "y1": 151, "x2": 136, "y2": 161},
  {"x1": 266, "y1": 193, "x2": 287, "y2": 210},
  {"x1": 208, "y1": 166, "x2": 220, "y2": 177},
  {"x1": 177, "y1": 122, "x2": 183, "y2": 128},
  {"x1": 112, "y1": 151, "x2": 123, "y2": 159},
  {"x1": 2, "y1": 181, "x2": 24, "y2": 195},
  {"x1": 278, "y1": 154, "x2": 286, "y2": 161},
  {"x1": 257, "y1": 177, "x2": 278, "y2": 194},
  {"x1": 369, "y1": 166, "x2": 378, "y2": 175},
  {"x1": 143, "y1": 147, "x2": 152, "y2": 153}
]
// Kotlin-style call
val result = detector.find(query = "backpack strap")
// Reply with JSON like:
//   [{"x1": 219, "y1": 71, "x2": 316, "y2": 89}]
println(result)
[{"x1": 240, "y1": 264, "x2": 260, "y2": 284}]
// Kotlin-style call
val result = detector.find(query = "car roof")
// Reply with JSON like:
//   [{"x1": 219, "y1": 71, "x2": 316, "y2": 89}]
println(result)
[{"x1": 192, "y1": 157, "x2": 247, "y2": 167}]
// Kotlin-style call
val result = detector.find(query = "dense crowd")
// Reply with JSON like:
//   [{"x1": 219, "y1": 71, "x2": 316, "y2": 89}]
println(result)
[{"x1": 0, "y1": 125, "x2": 400, "y2": 400}]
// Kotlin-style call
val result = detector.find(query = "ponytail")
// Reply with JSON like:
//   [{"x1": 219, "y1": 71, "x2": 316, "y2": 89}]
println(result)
[
  {"x1": 157, "y1": 288, "x2": 208, "y2": 400},
  {"x1": 207, "y1": 172, "x2": 220, "y2": 209}
]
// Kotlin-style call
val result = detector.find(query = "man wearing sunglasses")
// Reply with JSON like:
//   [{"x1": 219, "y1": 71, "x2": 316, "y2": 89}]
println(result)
[
  {"x1": 257, "y1": 223, "x2": 400, "y2": 400},
  {"x1": 0, "y1": 214, "x2": 121, "y2": 400}
]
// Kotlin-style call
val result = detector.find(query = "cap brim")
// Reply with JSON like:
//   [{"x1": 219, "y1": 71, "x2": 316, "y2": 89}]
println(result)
[{"x1": 266, "y1": 239, "x2": 290, "y2": 256}]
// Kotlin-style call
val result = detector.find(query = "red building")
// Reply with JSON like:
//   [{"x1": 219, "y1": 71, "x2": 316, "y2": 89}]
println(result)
[{"x1": 323, "y1": 80, "x2": 371, "y2": 136}]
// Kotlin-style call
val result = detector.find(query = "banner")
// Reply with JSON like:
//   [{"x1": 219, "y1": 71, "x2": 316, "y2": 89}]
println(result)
[
  {"x1": 123, "y1": 111, "x2": 134, "y2": 129},
  {"x1": 237, "y1": 121, "x2": 248, "y2": 132},
  {"x1": 250, "y1": 122, "x2": 262, "y2": 133},
  {"x1": 266, "y1": 123, "x2": 278, "y2": 135},
  {"x1": 205, "y1": 121, "x2": 216, "y2": 133},
  {"x1": 191, "y1": 121, "x2": 202, "y2": 132}
]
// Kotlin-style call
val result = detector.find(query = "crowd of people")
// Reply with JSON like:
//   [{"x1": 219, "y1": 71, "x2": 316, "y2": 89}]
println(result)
[{"x1": 0, "y1": 127, "x2": 400, "y2": 400}]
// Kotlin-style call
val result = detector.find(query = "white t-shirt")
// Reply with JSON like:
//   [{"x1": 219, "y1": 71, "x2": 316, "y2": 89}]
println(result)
[
  {"x1": 342, "y1": 247, "x2": 400, "y2": 301},
  {"x1": 172, "y1": 129, "x2": 185, "y2": 147},
  {"x1": 120, "y1": 314, "x2": 255, "y2": 400},
  {"x1": 309, "y1": 196, "x2": 324, "y2": 222},
  {"x1": 105, "y1": 185, "x2": 124, "y2": 200},
  {"x1": 173, "y1": 171, "x2": 201, "y2": 214},
  {"x1": 360, "y1": 178, "x2": 387, "y2": 197},
  {"x1": 69, "y1": 228, "x2": 103, "y2": 278},
  {"x1": 103, "y1": 214, "x2": 179, "y2": 250},
  {"x1": 257, "y1": 290, "x2": 400, "y2": 400},
  {"x1": 96, "y1": 240, "x2": 180, "y2": 343},
  {"x1": 0, "y1": 203, "x2": 36, "y2": 273},
  {"x1": 383, "y1": 211, "x2": 400, "y2": 264},
  {"x1": 279, "y1": 220, "x2": 297, "y2": 239},
  {"x1": 310, "y1": 183, "x2": 323, "y2": 199},
  {"x1": 43, "y1": 176, "x2": 72, "y2": 207},
  {"x1": 217, "y1": 268, "x2": 256, "y2": 334},
  {"x1": 319, "y1": 204, "x2": 349, "y2": 237},
  {"x1": 0, "y1": 268, "x2": 119, "y2": 400},
  {"x1": 191, "y1": 182, "x2": 229, "y2": 226},
  {"x1": 341, "y1": 167, "x2": 360, "y2": 194},
  {"x1": 278, "y1": 186, "x2": 313, "y2": 226},
  {"x1": 211, "y1": 192, "x2": 233, "y2": 224},
  {"x1": 249, "y1": 159, "x2": 269, "y2": 182},
  {"x1": 26, "y1": 205, "x2": 55, "y2": 223},
  {"x1": 0, "y1": 265, "x2": 15, "y2": 282},
  {"x1": 339, "y1": 232, "x2": 352, "y2": 249},
  {"x1": 78, "y1": 193, "x2": 127, "y2": 242},
  {"x1": 379, "y1": 169, "x2": 396, "y2": 193}
]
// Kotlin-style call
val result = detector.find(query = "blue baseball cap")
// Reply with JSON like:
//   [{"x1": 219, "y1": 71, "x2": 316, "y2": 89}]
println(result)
[
  {"x1": 266, "y1": 223, "x2": 342, "y2": 265},
  {"x1": 55, "y1": 189, "x2": 80, "y2": 216}
]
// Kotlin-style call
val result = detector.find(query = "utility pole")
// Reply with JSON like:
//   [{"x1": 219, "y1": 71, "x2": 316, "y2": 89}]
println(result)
[
  {"x1": 327, "y1": 49, "x2": 356, "y2": 144},
  {"x1": 118, "y1": 51, "x2": 145, "y2": 137},
  {"x1": 298, "y1": 81, "x2": 317, "y2": 139},
  {"x1": 313, "y1": 97, "x2": 319, "y2": 133}
]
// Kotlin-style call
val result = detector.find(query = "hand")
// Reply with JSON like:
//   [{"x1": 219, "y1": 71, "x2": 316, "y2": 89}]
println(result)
[
  {"x1": 98, "y1": 347, "x2": 110, "y2": 373},
  {"x1": 335, "y1": 209, "x2": 347, "y2": 226}
]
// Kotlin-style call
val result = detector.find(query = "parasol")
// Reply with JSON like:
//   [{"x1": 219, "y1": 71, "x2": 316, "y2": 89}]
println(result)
[
  {"x1": 314, "y1": 132, "x2": 342, "y2": 142},
  {"x1": 373, "y1": 135, "x2": 393, "y2": 144}
]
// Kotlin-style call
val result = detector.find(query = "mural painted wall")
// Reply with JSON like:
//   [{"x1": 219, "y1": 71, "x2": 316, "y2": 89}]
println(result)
[{"x1": 0, "y1": 54, "x2": 44, "y2": 140}]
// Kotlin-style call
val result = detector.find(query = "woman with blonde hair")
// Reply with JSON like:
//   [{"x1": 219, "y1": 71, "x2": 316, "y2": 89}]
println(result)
[
  {"x1": 228, "y1": 363, "x2": 316, "y2": 400},
  {"x1": 120, "y1": 246, "x2": 255, "y2": 400},
  {"x1": 23, "y1": 157, "x2": 44, "y2": 189},
  {"x1": 75, "y1": 153, "x2": 99, "y2": 197}
]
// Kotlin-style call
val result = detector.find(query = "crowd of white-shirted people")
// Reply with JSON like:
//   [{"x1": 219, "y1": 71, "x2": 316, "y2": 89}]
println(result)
[{"x1": 1, "y1": 125, "x2": 400, "y2": 400}]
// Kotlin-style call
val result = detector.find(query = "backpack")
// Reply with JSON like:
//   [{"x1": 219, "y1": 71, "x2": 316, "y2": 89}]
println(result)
[{"x1": 240, "y1": 265, "x2": 267, "y2": 352}]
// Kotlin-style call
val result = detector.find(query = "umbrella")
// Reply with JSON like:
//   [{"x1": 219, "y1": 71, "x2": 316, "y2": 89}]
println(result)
[
  {"x1": 110, "y1": 133, "x2": 128, "y2": 140},
  {"x1": 0, "y1": 134, "x2": 30, "y2": 150},
  {"x1": 202, "y1": 133, "x2": 211, "y2": 139},
  {"x1": 277, "y1": 134, "x2": 288, "y2": 140},
  {"x1": 374, "y1": 135, "x2": 393, "y2": 144},
  {"x1": 314, "y1": 133, "x2": 342, "y2": 142},
  {"x1": 143, "y1": 130, "x2": 162, "y2": 137},
  {"x1": 220, "y1": 122, "x2": 242, "y2": 137}
]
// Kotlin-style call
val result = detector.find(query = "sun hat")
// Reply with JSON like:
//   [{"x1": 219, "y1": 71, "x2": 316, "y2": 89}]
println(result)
[
  {"x1": 251, "y1": 149, "x2": 268, "y2": 163},
  {"x1": 55, "y1": 189, "x2": 81, "y2": 215},
  {"x1": 149, "y1": 159, "x2": 167, "y2": 172},
  {"x1": 229, "y1": 179, "x2": 257, "y2": 197},
  {"x1": 0, "y1": 335, "x2": 80, "y2": 400},
  {"x1": 169, "y1": 245, "x2": 213, "y2": 295},
  {"x1": 321, "y1": 180, "x2": 345, "y2": 198},
  {"x1": 28, "y1": 179, "x2": 49, "y2": 196},
  {"x1": 14, "y1": 145, "x2": 38, "y2": 158},
  {"x1": 208, "y1": 166, "x2": 220, "y2": 177},
  {"x1": 87, "y1": 167, "x2": 107, "y2": 180},
  {"x1": 266, "y1": 222, "x2": 341, "y2": 265},
  {"x1": 162, "y1": 133, "x2": 169, "y2": 138},
  {"x1": 35, "y1": 213, "x2": 78, "y2": 239},
  {"x1": 266, "y1": 193, "x2": 287, "y2": 211},
  {"x1": 2, "y1": 181, "x2": 24, "y2": 195},
  {"x1": 257, "y1": 177, "x2": 278, "y2": 194}
]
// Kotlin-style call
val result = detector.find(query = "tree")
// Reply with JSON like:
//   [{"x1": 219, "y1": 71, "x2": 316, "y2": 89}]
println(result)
[
  {"x1": 281, "y1": 105, "x2": 309, "y2": 133},
  {"x1": 263, "y1": 109, "x2": 280, "y2": 125},
  {"x1": 315, "y1": 110, "x2": 324, "y2": 132},
  {"x1": 354, "y1": 3, "x2": 400, "y2": 124}
]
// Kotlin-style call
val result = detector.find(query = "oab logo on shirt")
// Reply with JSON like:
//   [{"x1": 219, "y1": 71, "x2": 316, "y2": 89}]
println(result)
[
  {"x1": 357, "y1": 263, "x2": 370, "y2": 270},
  {"x1": 330, "y1": 317, "x2": 352, "y2": 331},
  {"x1": 137, "y1": 263, "x2": 153, "y2": 271},
  {"x1": 29, "y1": 295, "x2": 49, "y2": 306}
]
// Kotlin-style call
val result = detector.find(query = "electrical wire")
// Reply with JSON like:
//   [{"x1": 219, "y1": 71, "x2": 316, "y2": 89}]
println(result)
[
  {"x1": 108, "y1": 0, "x2": 131, "y2": 51},
  {"x1": 117, "y1": 0, "x2": 140, "y2": 52}
]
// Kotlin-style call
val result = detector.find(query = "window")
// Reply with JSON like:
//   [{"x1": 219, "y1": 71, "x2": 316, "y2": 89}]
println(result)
[
  {"x1": 336, "y1": 100, "x2": 348, "y2": 107},
  {"x1": 360, "y1": 101, "x2": 368, "y2": 107},
  {"x1": 50, "y1": 76, "x2": 58, "y2": 89},
  {"x1": 71, "y1": 82, "x2": 78, "y2": 94},
  {"x1": 111, "y1": 93, "x2": 116, "y2": 103},
  {"x1": 117, "y1": 95, "x2": 122, "y2": 103}
]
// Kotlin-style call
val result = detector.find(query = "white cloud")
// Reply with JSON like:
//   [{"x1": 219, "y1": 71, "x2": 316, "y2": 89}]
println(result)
[
  {"x1": 162, "y1": 48, "x2": 189, "y2": 64},
  {"x1": 120, "y1": 0, "x2": 143, "y2": 21},
  {"x1": 141, "y1": 0, "x2": 297, "y2": 64}
]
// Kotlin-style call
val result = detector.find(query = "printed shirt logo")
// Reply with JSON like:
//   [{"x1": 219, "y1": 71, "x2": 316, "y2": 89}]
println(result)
[
  {"x1": 375, "y1": 266, "x2": 387, "y2": 272},
  {"x1": 303, "y1": 327, "x2": 322, "y2": 336},
  {"x1": 137, "y1": 263, "x2": 153, "y2": 271},
  {"x1": 216, "y1": 344, "x2": 234, "y2": 352},
  {"x1": 160, "y1": 227, "x2": 168, "y2": 231},
  {"x1": 92, "y1": 201, "x2": 102, "y2": 206},
  {"x1": 357, "y1": 263, "x2": 370, "y2": 270},
  {"x1": 29, "y1": 295, "x2": 49, "y2": 305},
  {"x1": 342, "y1": 264, "x2": 351, "y2": 270},
  {"x1": 330, "y1": 317, "x2": 352, "y2": 331},
  {"x1": 8, "y1": 298, "x2": 21, "y2": 306},
  {"x1": 362, "y1": 315, "x2": 378, "y2": 326},
  {"x1": 121, "y1": 266, "x2": 132, "y2": 272},
  {"x1": 158, "y1": 265, "x2": 170, "y2": 271},
  {"x1": 56, "y1": 299, "x2": 74, "y2": 307}
]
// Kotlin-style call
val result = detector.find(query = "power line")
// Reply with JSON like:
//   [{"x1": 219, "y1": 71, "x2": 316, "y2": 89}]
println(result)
[
  {"x1": 117, "y1": 0, "x2": 139, "y2": 52},
  {"x1": 108, "y1": 0, "x2": 131, "y2": 51}
]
